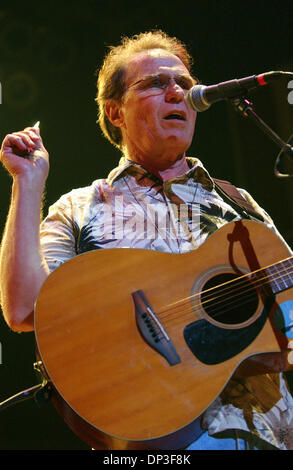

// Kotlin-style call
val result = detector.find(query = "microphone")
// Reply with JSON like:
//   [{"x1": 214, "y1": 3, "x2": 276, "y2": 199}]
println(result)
[{"x1": 186, "y1": 71, "x2": 286, "y2": 112}]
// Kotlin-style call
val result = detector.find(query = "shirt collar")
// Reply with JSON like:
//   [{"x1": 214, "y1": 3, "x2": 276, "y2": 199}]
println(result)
[{"x1": 107, "y1": 155, "x2": 214, "y2": 191}]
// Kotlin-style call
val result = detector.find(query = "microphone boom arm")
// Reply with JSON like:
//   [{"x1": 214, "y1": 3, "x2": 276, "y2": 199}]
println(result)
[{"x1": 231, "y1": 96, "x2": 293, "y2": 177}]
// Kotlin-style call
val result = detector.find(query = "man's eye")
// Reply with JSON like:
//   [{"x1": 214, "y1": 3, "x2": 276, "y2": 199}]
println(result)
[
  {"x1": 177, "y1": 79, "x2": 192, "y2": 90},
  {"x1": 149, "y1": 77, "x2": 165, "y2": 88}
]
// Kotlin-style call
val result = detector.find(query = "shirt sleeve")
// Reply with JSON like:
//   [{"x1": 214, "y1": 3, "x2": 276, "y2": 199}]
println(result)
[{"x1": 40, "y1": 193, "x2": 77, "y2": 273}]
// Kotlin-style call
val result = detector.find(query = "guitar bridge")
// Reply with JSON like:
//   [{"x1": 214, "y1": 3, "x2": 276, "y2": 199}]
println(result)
[{"x1": 132, "y1": 290, "x2": 181, "y2": 366}]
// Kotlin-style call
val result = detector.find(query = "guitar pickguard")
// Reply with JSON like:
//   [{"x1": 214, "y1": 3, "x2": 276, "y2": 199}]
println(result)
[{"x1": 183, "y1": 298, "x2": 273, "y2": 365}]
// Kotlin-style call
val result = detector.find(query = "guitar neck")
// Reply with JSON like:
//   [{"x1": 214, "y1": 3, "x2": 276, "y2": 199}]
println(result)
[{"x1": 265, "y1": 256, "x2": 293, "y2": 294}]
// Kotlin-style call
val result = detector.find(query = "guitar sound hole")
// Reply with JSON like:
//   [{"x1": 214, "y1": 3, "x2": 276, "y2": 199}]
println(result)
[{"x1": 200, "y1": 272, "x2": 259, "y2": 327}]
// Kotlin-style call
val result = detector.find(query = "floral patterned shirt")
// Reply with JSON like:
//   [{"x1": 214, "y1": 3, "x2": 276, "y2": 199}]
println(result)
[{"x1": 40, "y1": 156, "x2": 293, "y2": 449}]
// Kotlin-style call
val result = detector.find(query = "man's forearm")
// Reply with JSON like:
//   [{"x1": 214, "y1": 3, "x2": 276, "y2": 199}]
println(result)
[{"x1": 0, "y1": 177, "x2": 50, "y2": 332}]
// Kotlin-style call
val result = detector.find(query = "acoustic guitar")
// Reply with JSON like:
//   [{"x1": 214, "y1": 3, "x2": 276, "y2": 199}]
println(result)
[{"x1": 34, "y1": 220, "x2": 293, "y2": 450}]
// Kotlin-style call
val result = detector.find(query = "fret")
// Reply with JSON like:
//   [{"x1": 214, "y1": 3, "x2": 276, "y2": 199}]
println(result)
[
  {"x1": 265, "y1": 257, "x2": 293, "y2": 294},
  {"x1": 283, "y1": 258, "x2": 293, "y2": 289}
]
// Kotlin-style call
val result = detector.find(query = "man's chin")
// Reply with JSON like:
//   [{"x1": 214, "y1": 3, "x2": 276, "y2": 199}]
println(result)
[{"x1": 161, "y1": 134, "x2": 192, "y2": 152}]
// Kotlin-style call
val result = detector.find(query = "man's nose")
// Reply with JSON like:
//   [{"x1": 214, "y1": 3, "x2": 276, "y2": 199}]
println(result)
[{"x1": 164, "y1": 79, "x2": 185, "y2": 103}]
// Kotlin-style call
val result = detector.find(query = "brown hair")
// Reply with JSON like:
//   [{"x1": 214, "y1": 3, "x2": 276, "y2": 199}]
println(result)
[{"x1": 96, "y1": 30, "x2": 193, "y2": 150}]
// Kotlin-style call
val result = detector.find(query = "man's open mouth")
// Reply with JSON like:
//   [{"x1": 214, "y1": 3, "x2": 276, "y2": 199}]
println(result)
[{"x1": 163, "y1": 113, "x2": 186, "y2": 121}]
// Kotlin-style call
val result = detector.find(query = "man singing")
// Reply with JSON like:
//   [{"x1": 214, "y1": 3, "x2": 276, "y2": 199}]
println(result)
[{"x1": 1, "y1": 30, "x2": 293, "y2": 450}]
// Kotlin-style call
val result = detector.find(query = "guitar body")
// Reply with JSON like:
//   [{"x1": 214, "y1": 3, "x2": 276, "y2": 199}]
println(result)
[{"x1": 34, "y1": 220, "x2": 293, "y2": 450}]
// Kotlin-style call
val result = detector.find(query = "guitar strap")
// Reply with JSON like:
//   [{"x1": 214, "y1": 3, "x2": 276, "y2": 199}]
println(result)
[{"x1": 212, "y1": 178, "x2": 265, "y2": 223}]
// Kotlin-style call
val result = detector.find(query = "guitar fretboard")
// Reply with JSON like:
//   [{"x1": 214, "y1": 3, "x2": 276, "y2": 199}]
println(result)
[{"x1": 265, "y1": 257, "x2": 293, "y2": 294}]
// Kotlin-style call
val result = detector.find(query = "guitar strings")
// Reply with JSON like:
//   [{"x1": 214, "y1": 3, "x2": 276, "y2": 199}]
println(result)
[
  {"x1": 159, "y1": 263, "x2": 293, "y2": 323},
  {"x1": 189, "y1": 263, "x2": 293, "y2": 315},
  {"x1": 158, "y1": 266, "x2": 293, "y2": 327},
  {"x1": 162, "y1": 283, "x2": 263, "y2": 325},
  {"x1": 163, "y1": 266, "x2": 293, "y2": 325},
  {"x1": 159, "y1": 256, "x2": 293, "y2": 316},
  {"x1": 157, "y1": 257, "x2": 293, "y2": 323},
  {"x1": 163, "y1": 289, "x2": 260, "y2": 327}
]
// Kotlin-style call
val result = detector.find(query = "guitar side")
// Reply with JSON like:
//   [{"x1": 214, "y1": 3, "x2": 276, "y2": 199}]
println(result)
[{"x1": 34, "y1": 220, "x2": 293, "y2": 449}]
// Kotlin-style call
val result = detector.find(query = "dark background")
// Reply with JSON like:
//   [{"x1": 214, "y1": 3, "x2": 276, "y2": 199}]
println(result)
[{"x1": 0, "y1": 0, "x2": 292, "y2": 450}]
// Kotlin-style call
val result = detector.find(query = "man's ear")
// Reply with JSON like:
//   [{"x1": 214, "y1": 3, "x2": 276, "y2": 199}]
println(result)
[{"x1": 105, "y1": 100, "x2": 124, "y2": 128}]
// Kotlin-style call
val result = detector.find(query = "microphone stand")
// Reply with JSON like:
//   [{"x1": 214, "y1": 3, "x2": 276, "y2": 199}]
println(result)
[{"x1": 231, "y1": 97, "x2": 293, "y2": 178}]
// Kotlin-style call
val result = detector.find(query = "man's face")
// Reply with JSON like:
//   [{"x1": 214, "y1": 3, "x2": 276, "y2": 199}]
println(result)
[{"x1": 116, "y1": 50, "x2": 197, "y2": 164}]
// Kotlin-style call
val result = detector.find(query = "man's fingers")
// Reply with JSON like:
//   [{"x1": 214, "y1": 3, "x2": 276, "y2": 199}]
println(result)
[
  {"x1": 5, "y1": 134, "x2": 28, "y2": 150},
  {"x1": 6, "y1": 132, "x2": 36, "y2": 152},
  {"x1": 24, "y1": 126, "x2": 40, "y2": 136},
  {"x1": 17, "y1": 129, "x2": 39, "y2": 141},
  {"x1": 0, "y1": 125, "x2": 47, "y2": 168}
]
